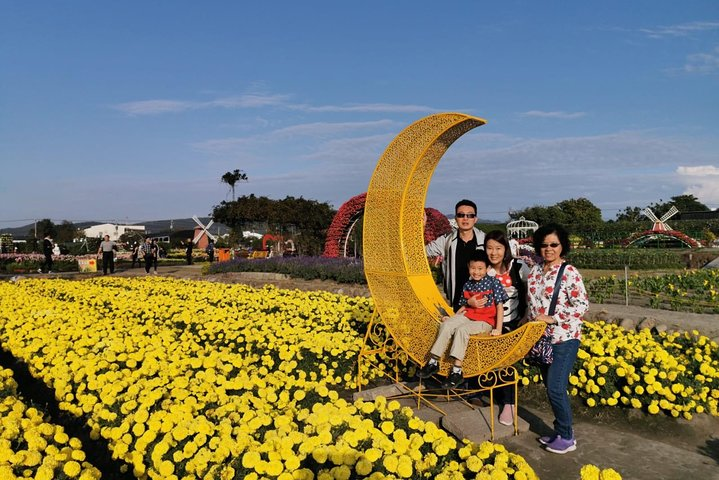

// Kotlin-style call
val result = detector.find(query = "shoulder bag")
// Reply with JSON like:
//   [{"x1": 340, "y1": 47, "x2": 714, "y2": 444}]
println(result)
[{"x1": 525, "y1": 262, "x2": 568, "y2": 365}]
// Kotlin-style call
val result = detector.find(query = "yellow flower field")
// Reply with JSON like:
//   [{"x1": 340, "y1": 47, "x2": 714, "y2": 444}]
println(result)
[
  {"x1": 0, "y1": 278, "x2": 542, "y2": 479},
  {"x1": 0, "y1": 367, "x2": 101, "y2": 480}
]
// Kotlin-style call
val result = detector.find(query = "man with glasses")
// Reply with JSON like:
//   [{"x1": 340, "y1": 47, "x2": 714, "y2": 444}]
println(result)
[{"x1": 425, "y1": 199, "x2": 486, "y2": 311}]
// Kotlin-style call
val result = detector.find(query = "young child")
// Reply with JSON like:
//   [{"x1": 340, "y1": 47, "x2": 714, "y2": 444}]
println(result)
[{"x1": 418, "y1": 250, "x2": 509, "y2": 388}]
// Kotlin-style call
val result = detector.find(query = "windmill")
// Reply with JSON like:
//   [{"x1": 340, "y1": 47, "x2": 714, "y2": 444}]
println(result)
[
  {"x1": 642, "y1": 206, "x2": 679, "y2": 232},
  {"x1": 192, "y1": 216, "x2": 217, "y2": 246}
]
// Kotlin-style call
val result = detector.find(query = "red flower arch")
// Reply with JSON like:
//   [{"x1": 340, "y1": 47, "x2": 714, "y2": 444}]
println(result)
[
  {"x1": 323, "y1": 193, "x2": 452, "y2": 257},
  {"x1": 623, "y1": 229, "x2": 700, "y2": 248}
]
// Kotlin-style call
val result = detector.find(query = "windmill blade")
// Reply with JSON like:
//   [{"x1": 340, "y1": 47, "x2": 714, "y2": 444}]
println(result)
[
  {"x1": 192, "y1": 215, "x2": 203, "y2": 228},
  {"x1": 642, "y1": 208, "x2": 660, "y2": 222},
  {"x1": 204, "y1": 220, "x2": 214, "y2": 230},
  {"x1": 659, "y1": 206, "x2": 679, "y2": 222}
]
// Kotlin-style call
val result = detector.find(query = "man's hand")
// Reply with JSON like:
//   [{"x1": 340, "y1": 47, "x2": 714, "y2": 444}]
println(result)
[
  {"x1": 441, "y1": 315, "x2": 450, "y2": 322},
  {"x1": 467, "y1": 295, "x2": 488, "y2": 308},
  {"x1": 490, "y1": 328, "x2": 502, "y2": 336}
]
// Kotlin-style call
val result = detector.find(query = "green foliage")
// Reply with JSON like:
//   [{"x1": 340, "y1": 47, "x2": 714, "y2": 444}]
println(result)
[
  {"x1": 208, "y1": 257, "x2": 366, "y2": 284},
  {"x1": 586, "y1": 269, "x2": 719, "y2": 313},
  {"x1": 568, "y1": 249, "x2": 686, "y2": 270},
  {"x1": 212, "y1": 194, "x2": 336, "y2": 256},
  {"x1": 220, "y1": 169, "x2": 248, "y2": 201},
  {"x1": 615, "y1": 194, "x2": 710, "y2": 221},
  {"x1": 30, "y1": 219, "x2": 56, "y2": 239},
  {"x1": 511, "y1": 197, "x2": 603, "y2": 230},
  {"x1": 55, "y1": 220, "x2": 81, "y2": 243}
]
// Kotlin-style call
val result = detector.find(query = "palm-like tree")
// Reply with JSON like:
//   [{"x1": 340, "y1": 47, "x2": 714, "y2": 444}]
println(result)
[{"x1": 221, "y1": 169, "x2": 248, "y2": 201}]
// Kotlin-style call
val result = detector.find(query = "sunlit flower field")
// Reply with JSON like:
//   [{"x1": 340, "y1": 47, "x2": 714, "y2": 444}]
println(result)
[
  {"x1": 1, "y1": 276, "x2": 715, "y2": 478},
  {"x1": 0, "y1": 367, "x2": 101, "y2": 480},
  {"x1": 0, "y1": 278, "x2": 540, "y2": 479}
]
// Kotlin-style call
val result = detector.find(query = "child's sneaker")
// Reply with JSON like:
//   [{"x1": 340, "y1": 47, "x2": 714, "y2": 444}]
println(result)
[
  {"x1": 544, "y1": 435, "x2": 577, "y2": 454},
  {"x1": 441, "y1": 370, "x2": 464, "y2": 389},
  {"x1": 418, "y1": 361, "x2": 439, "y2": 379}
]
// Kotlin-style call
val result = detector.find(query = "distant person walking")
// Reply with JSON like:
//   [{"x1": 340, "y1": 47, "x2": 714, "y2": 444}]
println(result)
[
  {"x1": 150, "y1": 239, "x2": 159, "y2": 273},
  {"x1": 205, "y1": 239, "x2": 215, "y2": 263},
  {"x1": 38, "y1": 234, "x2": 54, "y2": 273},
  {"x1": 131, "y1": 243, "x2": 139, "y2": 268},
  {"x1": 185, "y1": 238, "x2": 193, "y2": 265},
  {"x1": 141, "y1": 238, "x2": 155, "y2": 274},
  {"x1": 98, "y1": 234, "x2": 117, "y2": 275}
]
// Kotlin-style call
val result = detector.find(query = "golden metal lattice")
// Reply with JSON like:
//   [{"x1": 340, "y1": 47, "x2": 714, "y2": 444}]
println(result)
[{"x1": 362, "y1": 112, "x2": 546, "y2": 378}]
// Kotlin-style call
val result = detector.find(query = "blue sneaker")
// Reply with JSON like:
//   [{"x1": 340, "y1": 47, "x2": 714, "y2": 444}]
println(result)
[
  {"x1": 538, "y1": 434, "x2": 557, "y2": 445},
  {"x1": 545, "y1": 435, "x2": 577, "y2": 454}
]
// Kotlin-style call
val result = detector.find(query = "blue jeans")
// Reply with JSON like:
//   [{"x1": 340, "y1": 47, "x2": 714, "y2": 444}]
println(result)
[{"x1": 539, "y1": 339, "x2": 579, "y2": 439}]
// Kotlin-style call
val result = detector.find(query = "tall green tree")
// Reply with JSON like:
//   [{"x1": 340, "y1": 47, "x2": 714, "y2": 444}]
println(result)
[
  {"x1": 212, "y1": 195, "x2": 335, "y2": 255},
  {"x1": 30, "y1": 219, "x2": 56, "y2": 239},
  {"x1": 221, "y1": 169, "x2": 248, "y2": 201},
  {"x1": 615, "y1": 194, "x2": 710, "y2": 221},
  {"x1": 511, "y1": 197, "x2": 602, "y2": 230},
  {"x1": 56, "y1": 220, "x2": 81, "y2": 243}
]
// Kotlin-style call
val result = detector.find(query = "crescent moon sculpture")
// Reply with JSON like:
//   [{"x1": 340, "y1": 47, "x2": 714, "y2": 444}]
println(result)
[{"x1": 363, "y1": 112, "x2": 546, "y2": 378}]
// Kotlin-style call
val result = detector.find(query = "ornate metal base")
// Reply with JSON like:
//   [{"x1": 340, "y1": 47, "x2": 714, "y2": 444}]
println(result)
[{"x1": 357, "y1": 312, "x2": 520, "y2": 439}]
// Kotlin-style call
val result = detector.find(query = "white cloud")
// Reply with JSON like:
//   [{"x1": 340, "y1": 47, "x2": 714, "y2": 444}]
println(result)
[
  {"x1": 640, "y1": 21, "x2": 719, "y2": 39},
  {"x1": 298, "y1": 103, "x2": 439, "y2": 114},
  {"x1": 683, "y1": 45, "x2": 719, "y2": 74},
  {"x1": 520, "y1": 110, "x2": 587, "y2": 119},
  {"x1": 676, "y1": 165, "x2": 719, "y2": 205},
  {"x1": 113, "y1": 99, "x2": 198, "y2": 115},
  {"x1": 113, "y1": 94, "x2": 291, "y2": 115},
  {"x1": 114, "y1": 94, "x2": 439, "y2": 116},
  {"x1": 192, "y1": 121, "x2": 397, "y2": 154},
  {"x1": 271, "y1": 120, "x2": 397, "y2": 137}
]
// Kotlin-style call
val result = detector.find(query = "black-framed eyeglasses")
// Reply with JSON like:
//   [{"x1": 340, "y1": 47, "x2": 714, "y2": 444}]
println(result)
[
  {"x1": 540, "y1": 242, "x2": 560, "y2": 248},
  {"x1": 455, "y1": 213, "x2": 476, "y2": 219}
]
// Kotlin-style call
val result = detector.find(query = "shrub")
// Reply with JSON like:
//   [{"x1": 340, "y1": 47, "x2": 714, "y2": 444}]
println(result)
[{"x1": 208, "y1": 256, "x2": 367, "y2": 284}]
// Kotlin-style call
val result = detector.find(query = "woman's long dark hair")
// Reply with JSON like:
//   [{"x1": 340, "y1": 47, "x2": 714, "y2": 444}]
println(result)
[{"x1": 484, "y1": 230, "x2": 513, "y2": 270}]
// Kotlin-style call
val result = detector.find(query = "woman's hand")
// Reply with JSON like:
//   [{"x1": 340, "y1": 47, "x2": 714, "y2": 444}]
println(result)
[
  {"x1": 441, "y1": 315, "x2": 450, "y2": 322},
  {"x1": 490, "y1": 328, "x2": 501, "y2": 336},
  {"x1": 535, "y1": 314, "x2": 556, "y2": 325}
]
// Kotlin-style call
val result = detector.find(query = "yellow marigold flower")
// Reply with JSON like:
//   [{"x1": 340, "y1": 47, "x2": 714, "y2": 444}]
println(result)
[
  {"x1": 242, "y1": 451, "x2": 261, "y2": 469},
  {"x1": 599, "y1": 467, "x2": 623, "y2": 480},
  {"x1": 312, "y1": 448, "x2": 328, "y2": 464},
  {"x1": 364, "y1": 448, "x2": 382, "y2": 463},
  {"x1": 355, "y1": 459, "x2": 372, "y2": 476},
  {"x1": 466, "y1": 455, "x2": 483, "y2": 472},
  {"x1": 383, "y1": 454, "x2": 399, "y2": 473},
  {"x1": 380, "y1": 421, "x2": 394, "y2": 435},
  {"x1": 63, "y1": 460, "x2": 82, "y2": 477},
  {"x1": 580, "y1": 464, "x2": 600, "y2": 480}
]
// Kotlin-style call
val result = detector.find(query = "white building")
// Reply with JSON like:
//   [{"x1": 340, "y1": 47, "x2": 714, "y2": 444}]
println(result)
[{"x1": 83, "y1": 224, "x2": 145, "y2": 241}]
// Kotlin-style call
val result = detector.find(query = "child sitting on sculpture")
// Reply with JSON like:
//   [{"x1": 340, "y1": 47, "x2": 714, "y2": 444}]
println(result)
[{"x1": 419, "y1": 249, "x2": 509, "y2": 388}]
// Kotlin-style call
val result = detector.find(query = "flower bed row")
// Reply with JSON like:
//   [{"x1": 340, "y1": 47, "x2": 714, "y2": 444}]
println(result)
[
  {"x1": 0, "y1": 367, "x2": 102, "y2": 479},
  {"x1": 522, "y1": 322, "x2": 719, "y2": 419},
  {"x1": 207, "y1": 256, "x2": 366, "y2": 284},
  {"x1": 1, "y1": 277, "x2": 714, "y2": 476},
  {"x1": 585, "y1": 269, "x2": 719, "y2": 313},
  {"x1": 0, "y1": 278, "x2": 548, "y2": 479}
]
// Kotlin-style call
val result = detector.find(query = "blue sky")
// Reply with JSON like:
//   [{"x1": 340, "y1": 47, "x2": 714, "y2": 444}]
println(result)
[{"x1": 1, "y1": 1, "x2": 718, "y2": 229}]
